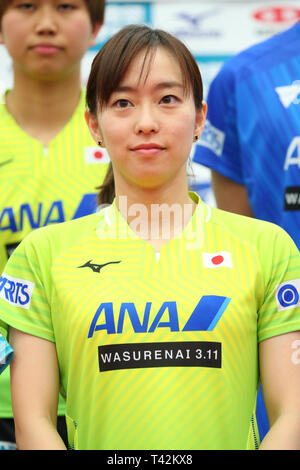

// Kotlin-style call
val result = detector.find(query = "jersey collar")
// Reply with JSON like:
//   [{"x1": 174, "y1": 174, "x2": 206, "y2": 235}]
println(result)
[{"x1": 96, "y1": 192, "x2": 211, "y2": 248}]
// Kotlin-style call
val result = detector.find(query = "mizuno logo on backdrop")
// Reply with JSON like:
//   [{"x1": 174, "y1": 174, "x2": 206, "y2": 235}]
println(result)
[{"x1": 78, "y1": 260, "x2": 121, "y2": 273}]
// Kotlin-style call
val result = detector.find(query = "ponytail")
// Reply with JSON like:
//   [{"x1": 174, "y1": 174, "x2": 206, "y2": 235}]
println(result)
[{"x1": 97, "y1": 162, "x2": 115, "y2": 206}]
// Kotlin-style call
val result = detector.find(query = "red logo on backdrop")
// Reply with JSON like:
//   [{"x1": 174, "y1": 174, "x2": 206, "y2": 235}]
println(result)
[{"x1": 253, "y1": 6, "x2": 300, "y2": 23}]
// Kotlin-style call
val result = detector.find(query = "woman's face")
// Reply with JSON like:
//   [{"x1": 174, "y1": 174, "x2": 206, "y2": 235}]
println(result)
[
  {"x1": 0, "y1": 0, "x2": 100, "y2": 80},
  {"x1": 87, "y1": 46, "x2": 206, "y2": 192}
]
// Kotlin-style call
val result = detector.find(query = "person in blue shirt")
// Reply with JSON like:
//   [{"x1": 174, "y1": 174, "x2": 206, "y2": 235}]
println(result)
[
  {"x1": 193, "y1": 21, "x2": 300, "y2": 245},
  {"x1": 193, "y1": 20, "x2": 300, "y2": 442}
]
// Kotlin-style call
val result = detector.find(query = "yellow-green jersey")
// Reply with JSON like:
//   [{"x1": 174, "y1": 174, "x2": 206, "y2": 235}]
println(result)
[
  {"x1": 0, "y1": 193, "x2": 300, "y2": 449},
  {"x1": 0, "y1": 90, "x2": 109, "y2": 418}
]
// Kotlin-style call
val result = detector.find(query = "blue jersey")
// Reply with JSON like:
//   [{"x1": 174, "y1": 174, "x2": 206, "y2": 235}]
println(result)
[
  {"x1": 193, "y1": 21, "x2": 300, "y2": 443},
  {"x1": 193, "y1": 21, "x2": 300, "y2": 250}
]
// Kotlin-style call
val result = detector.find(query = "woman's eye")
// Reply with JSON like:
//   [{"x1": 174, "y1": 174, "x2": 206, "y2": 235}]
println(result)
[
  {"x1": 114, "y1": 99, "x2": 132, "y2": 109},
  {"x1": 17, "y1": 3, "x2": 34, "y2": 10},
  {"x1": 160, "y1": 95, "x2": 178, "y2": 105},
  {"x1": 58, "y1": 3, "x2": 76, "y2": 11}
]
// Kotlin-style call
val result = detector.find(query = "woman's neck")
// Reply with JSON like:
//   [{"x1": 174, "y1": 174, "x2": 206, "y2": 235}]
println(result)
[
  {"x1": 115, "y1": 180, "x2": 197, "y2": 251},
  {"x1": 5, "y1": 70, "x2": 82, "y2": 147}
]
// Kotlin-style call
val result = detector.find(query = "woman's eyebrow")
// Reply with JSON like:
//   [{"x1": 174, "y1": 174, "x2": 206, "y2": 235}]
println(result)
[{"x1": 113, "y1": 81, "x2": 184, "y2": 93}]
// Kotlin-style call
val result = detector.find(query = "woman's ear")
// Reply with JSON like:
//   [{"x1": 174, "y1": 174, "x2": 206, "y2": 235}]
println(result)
[
  {"x1": 194, "y1": 100, "x2": 207, "y2": 140},
  {"x1": 85, "y1": 110, "x2": 103, "y2": 146}
]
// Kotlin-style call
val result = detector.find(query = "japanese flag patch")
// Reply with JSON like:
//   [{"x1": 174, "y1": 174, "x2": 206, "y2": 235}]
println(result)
[
  {"x1": 85, "y1": 147, "x2": 110, "y2": 164},
  {"x1": 202, "y1": 251, "x2": 232, "y2": 268}
]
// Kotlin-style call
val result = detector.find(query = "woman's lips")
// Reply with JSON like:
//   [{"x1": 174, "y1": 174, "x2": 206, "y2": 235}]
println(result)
[
  {"x1": 131, "y1": 143, "x2": 165, "y2": 157},
  {"x1": 31, "y1": 44, "x2": 62, "y2": 55}
]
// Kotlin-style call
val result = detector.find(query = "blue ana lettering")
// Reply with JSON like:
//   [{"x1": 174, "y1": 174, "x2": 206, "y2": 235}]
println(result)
[
  {"x1": 117, "y1": 302, "x2": 151, "y2": 333},
  {"x1": 88, "y1": 296, "x2": 231, "y2": 338},
  {"x1": 0, "y1": 194, "x2": 97, "y2": 233},
  {"x1": 0, "y1": 208, "x2": 17, "y2": 232}
]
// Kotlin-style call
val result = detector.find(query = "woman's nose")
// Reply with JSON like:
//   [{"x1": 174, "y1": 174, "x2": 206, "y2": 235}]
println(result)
[{"x1": 134, "y1": 104, "x2": 159, "y2": 135}]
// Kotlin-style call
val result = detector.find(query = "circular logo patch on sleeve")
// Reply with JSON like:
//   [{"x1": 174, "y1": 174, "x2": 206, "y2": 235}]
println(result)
[{"x1": 276, "y1": 279, "x2": 300, "y2": 311}]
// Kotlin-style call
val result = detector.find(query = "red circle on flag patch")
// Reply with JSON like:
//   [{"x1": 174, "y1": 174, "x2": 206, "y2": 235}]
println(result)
[
  {"x1": 94, "y1": 150, "x2": 103, "y2": 159},
  {"x1": 211, "y1": 255, "x2": 224, "y2": 265}
]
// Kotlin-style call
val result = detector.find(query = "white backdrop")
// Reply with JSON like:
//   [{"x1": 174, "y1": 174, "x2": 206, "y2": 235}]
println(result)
[{"x1": 1, "y1": 1, "x2": 300, "y2": 204}]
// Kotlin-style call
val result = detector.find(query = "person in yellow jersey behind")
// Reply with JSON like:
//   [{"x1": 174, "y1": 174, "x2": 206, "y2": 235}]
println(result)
[
  {"x1": 0, "y1": 320, "x2": 13, "y2": 376},
  {"x1": 0, "y1": 24, "x2": 300, "y2": 450},
  {"x1": 0, "y1": 0, "x2": 106, "y2": 450}
]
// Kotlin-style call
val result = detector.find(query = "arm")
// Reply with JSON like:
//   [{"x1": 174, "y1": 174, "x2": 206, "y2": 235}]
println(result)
[
  {"x1": 259, "y1": 331, "x2": 300, "y2": 450},
  {"x1": 211, "y1": 170, "x2": 254, "y2": 217},
  {"x1": 10, "y1": 328, "x2": 67, "y2": 450}
]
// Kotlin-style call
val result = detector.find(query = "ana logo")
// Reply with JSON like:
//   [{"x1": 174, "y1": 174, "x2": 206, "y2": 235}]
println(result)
[
  {"x1": 202, "y1": 251, "x2": 232, "y2": 269},
  {"x1": 284, "y1": 137, "x2": 300, "y2": 171},
  {"x1": 88, "y1": 295, "x2": 231, "y2": 338},
  {"x1": 0, "y1": 273, "x2": 35, "y2": 309},
  {"x1": 85, "y1": 147, "x2": 110, "y2": 164},
  {"x1": 253, "y1": 7, "x2": 300, "y2": 23},
  {"x1": 0, "y1": 194, "x2": 98, "y2": 233},
  {"x1": 276, "y1": 279, "x2": 300, "y2": 311}
]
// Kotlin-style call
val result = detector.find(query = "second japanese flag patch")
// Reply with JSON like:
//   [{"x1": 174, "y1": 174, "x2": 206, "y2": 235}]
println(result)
[{"x1": 202, "y1": 251, "x2": 232, "y2": 268}]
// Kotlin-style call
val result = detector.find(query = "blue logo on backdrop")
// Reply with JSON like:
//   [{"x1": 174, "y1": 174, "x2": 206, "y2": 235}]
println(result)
[{"x1": 173, "y1": 9, "x2": 221, "y2": 38}]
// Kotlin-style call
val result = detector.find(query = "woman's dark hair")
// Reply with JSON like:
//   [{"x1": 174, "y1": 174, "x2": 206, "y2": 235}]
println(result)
[{"x1": 86, "y1": 24, "x2": 204, "y2": 205}]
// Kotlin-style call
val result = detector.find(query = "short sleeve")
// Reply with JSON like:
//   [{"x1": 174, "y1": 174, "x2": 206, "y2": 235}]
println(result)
[
  {"x1": 258, "y1": 227, "x2": 300, "y2": 342},
  {"x1": 193, "y1": 61, "x2": 245, "y2": 184},
  {"x1": 0, "y1": 230, "x2": 55, "y2": 342}
]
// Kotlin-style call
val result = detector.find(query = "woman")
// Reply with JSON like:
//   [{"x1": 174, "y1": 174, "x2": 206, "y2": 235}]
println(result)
[{"x1": 0, "y1": 25, "x2": 300, "y2": 450}]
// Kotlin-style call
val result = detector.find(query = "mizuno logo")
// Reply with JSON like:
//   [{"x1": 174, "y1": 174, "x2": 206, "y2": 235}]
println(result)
[
  {"x1": 0, "y1": 158, "x2": 13, "y2": 168},
  {"x1": 78, "y1": 260, "x2": 121, "y2": 273}
]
